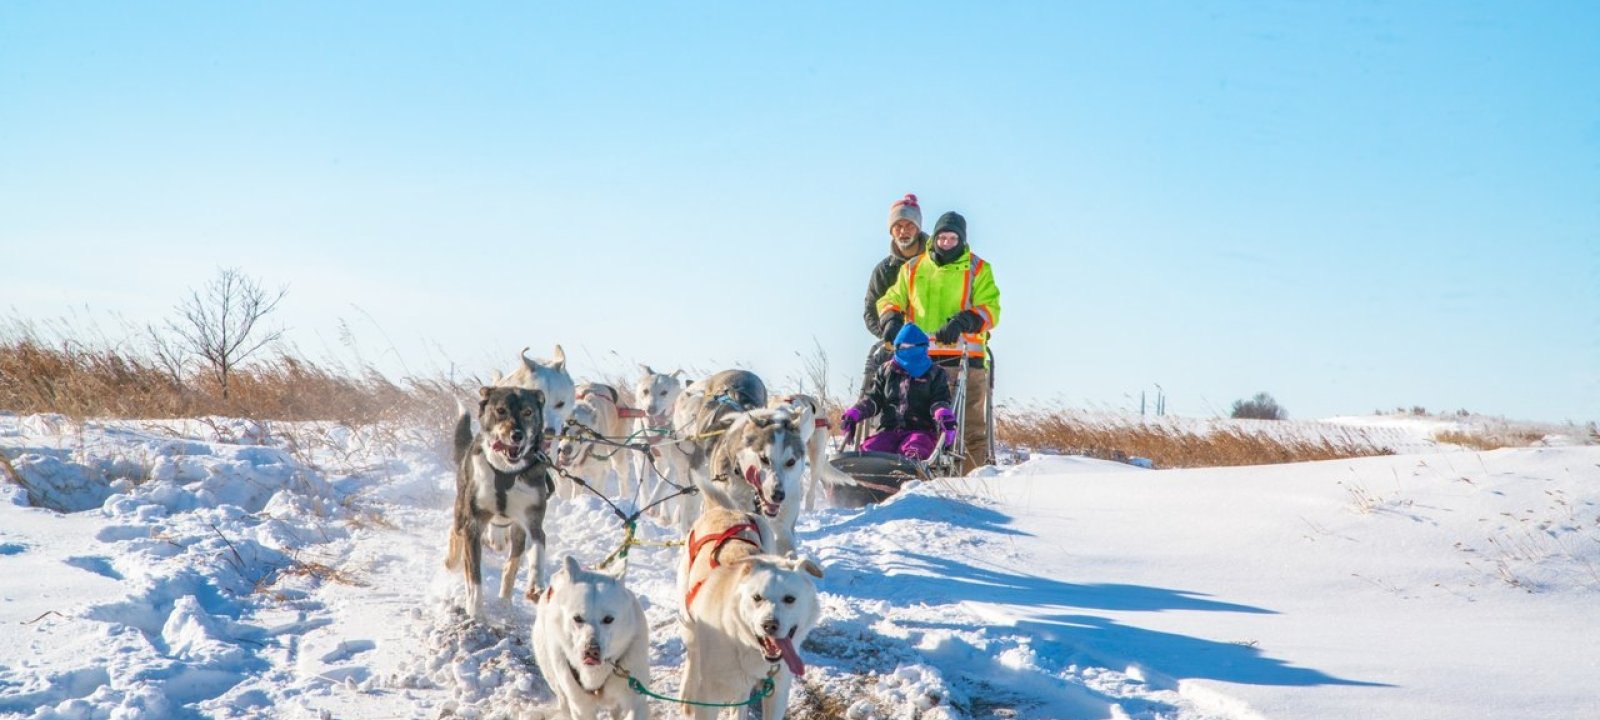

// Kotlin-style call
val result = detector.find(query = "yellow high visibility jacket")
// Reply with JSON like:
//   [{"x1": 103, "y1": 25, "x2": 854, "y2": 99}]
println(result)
[{"x1": 876, "y1": 247, "x2": 1000, "y2": 361}]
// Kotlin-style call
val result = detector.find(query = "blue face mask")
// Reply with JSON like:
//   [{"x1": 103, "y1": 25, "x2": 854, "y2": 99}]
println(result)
[{"x1": 894, "y1": 342, "x2": 932, "y2": 378}]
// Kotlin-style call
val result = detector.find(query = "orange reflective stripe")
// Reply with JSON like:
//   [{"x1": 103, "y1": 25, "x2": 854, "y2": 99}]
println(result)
[{"x1": 961, "y1": 257, "x2": 983, "y2": 311}]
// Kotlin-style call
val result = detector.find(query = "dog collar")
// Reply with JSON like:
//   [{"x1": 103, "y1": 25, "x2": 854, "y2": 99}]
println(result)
[{"x1": 568, "y1": 662, "x2": 606, "y2": 696}]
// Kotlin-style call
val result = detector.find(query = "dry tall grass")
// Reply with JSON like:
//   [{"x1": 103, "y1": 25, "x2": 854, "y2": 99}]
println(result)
[
  {"x1": 1432, "y1": 429, "x2": 1546, "y2": 451},
  {"x1": 0, "y1": 320, "x2": 465, "y2": 427},
  {"x1": 996, "y1": 409, "x2": 1393, "y2": 468}
]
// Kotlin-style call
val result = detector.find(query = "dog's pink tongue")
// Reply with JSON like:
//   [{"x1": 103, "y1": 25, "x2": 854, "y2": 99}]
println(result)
[
  {"x1": 744, "y1": 465, "x2": 760, "y2": 488},
  {"x1": 777, "y1": 637, "x2": 804, "y2": 677}
]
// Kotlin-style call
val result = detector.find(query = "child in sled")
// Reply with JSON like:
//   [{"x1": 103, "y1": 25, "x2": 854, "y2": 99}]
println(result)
[{"x1": 838, "y1": 323, "x2": 956, "y2": 460}]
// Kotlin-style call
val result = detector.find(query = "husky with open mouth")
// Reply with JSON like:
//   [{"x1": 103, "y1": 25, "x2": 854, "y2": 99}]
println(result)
[
  {"x1": 659, "y1": 369, "x2": 768, "y2": 533},
  {"x1": 705, "y1": 407, "x2": 806, "y2": 555},
  {"x1": 678, "y1": 505, "x2": 822, "y2": 720},
  {"x1": 446, "y1": 385, "x2": 555, "y2": 619}
]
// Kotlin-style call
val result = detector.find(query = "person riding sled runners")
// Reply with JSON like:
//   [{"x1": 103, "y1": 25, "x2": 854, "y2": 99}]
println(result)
[
  {"x1": 860, "y1": 193, "x2": 929, "y2": 398},
  {"x1": 839, "y1": 323, "x2": 956, "y2": 461},
  {"x1": 875, "y1": 210, "x2": 1001, "y2": 474}
]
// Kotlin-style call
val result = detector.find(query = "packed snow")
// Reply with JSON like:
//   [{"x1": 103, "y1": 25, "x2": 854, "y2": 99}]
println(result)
[{"x1": 2, "y1": 411, "x2": 1597, "y2": 719}]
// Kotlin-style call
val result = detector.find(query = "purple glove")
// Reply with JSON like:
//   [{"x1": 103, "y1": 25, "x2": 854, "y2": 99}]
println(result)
[
  {"x1": 934, "y1": 407, "x2": 957, "y2": 447},
  {"x1": 839, "y1": 407, "x2": 863, "y2": 437}
]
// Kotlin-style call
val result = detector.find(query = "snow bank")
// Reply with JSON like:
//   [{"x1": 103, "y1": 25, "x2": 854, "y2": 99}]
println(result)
[{"x1": 3, "y1": 413, "x2": 1598, "y2": 719}]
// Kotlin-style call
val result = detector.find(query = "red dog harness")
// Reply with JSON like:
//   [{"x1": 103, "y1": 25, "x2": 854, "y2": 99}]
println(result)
[
  {"x1": 683, "y1": 518, "x2": 764, "y2": 614},
  {"x1": 575, "y1": 386, "x2": 649, "y2": 419}
]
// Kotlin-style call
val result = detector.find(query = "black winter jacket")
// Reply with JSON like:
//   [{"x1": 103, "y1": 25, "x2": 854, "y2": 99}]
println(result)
[
  {"x1": 853, "y1": 361, "x2": 952, "y2": 432},
  {"x1": 861, "y1": 233, "x2": 928, "y2": 337}
]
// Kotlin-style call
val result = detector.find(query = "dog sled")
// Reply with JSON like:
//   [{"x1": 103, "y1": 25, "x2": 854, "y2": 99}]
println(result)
[{"x1": 823, "y1": 355, "x2": 992, "y2": 508}]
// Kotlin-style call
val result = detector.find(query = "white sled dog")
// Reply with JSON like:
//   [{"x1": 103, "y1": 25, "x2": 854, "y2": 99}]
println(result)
[
  {"x1": 678, "y1": 506, "x2": 822, "y2": 720},
  {"x1": 767, "y1": 393, "x2": 856, "y2": 511},
  {"x1": 492, "y1": 345, "x2": 578, "y2": 453},
  {"x1": 705, "y1": 407, "x2": 806, "y2": 555},
  {"x1": 659, "y1": 369, "x2": 767, "y2": 533},
  {"x1": 533, "y1": 556, "x2": 650, "y2": 720},
  {"x1": 556, "y1": 382, "x2": 637, "y2": 503},
  {"x1": 630, "y1": 365, "x2": 685, "y2": 507},
  {"x1": 447, "y1": 385, "x2": 554, "y2": 618}
]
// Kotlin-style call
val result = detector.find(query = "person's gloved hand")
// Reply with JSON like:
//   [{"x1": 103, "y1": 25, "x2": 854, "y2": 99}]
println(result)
[
  {"x1": 934, "y1": 406, "x2": 957, "y2": 448},
  {"x1": 839, "y1": 406, "x2": 863, "y2": 437},
  {"x1": 934, "y1": 310, "x2": 982, "y2": 345},
  {"x1": 879, "y1": 312, "x2": 904, "y2": 345}
]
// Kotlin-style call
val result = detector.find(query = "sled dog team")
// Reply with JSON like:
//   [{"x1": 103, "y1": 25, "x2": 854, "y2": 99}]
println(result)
[{"x1": 449, "y1": 346, "x2": 825, "y2": 719}]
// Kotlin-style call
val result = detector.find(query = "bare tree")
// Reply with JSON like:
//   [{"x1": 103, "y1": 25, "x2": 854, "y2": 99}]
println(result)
[{"x1": 167, "y1": 268, "x2": 287, "y2": 399}]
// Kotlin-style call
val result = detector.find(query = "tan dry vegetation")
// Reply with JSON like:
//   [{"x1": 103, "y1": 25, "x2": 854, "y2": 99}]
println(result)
[
  {"x1": 1432, "y1": 429, "x2": 1546, "y2": 451},
  {"x1": 0, "y1": 322, "x2": 466, "y2": 429},
  {"x1": 996, "y1": 409, "x2": 1393, "y2": 468}
]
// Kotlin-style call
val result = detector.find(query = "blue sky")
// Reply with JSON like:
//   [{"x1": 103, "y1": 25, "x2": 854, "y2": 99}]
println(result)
[{"x1": 2, "y1": 2, "x2": 1596, "y2": 422}]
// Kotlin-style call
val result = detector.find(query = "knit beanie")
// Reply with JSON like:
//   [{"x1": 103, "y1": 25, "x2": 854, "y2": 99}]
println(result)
[
  {"x1": 930, "y1": 211, "x2": 968, "y2": 266},
  {"x1": 887, "y1": 194, "x2": 922, "y2": 235}
]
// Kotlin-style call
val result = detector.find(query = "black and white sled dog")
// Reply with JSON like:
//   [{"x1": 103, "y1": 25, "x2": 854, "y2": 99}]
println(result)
[
  {"x1": 659, "y1": 369, "x2": 767, "y2": 533},
  {"x1": 678, "y1": 505, "x2": 822, "y2": 720},
  {"x1": 447, "y1": 385, "x2": 555, "y2": 619},
  {"x1": 533, "y1": 556, "x2": 650, "y2": 720},
  {"x1": 705, "y1": 407, "x2": 807, "y2": 555}
]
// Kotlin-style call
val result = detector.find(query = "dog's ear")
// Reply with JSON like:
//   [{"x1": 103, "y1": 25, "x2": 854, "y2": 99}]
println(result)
[
  {"x1": 550, "y1": 345, "x2": 566, "y2": 372},
  {"x1": 793, "y1": 556, "x2": 824, "y2": 579},
  {"x1": 530, "y1": 389, "x2": 546, "y2": 407},
  {"x1": 639, "y1": 363, "x2": 655, "y2": 378},
  {"x1": 594, "y1": 559, "x2": 627, "y2": 581},
  {"x1": 562, "y1": 554, "x2": 582, "y2": 581}
]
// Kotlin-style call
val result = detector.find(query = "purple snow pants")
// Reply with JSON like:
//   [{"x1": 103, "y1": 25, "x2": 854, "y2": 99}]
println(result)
[{"x1": 860, "y1": 429, "x2": 936, "y2": 460}]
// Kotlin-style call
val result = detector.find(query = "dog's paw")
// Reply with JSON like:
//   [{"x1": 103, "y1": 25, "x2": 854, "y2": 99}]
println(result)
[{"x1": 524, "y1": 585, "x2": 542, "y2": 602}]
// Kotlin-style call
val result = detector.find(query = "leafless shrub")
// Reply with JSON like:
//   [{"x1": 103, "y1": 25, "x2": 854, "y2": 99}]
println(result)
[{"x1": 167, "y1": 267, "x2": 287, "y2": 400}]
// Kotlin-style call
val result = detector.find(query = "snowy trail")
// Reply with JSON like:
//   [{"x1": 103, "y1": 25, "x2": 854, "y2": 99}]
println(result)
[
  {"x1": 0, "y1": 413, "x2": 1229, "y2": 719},
  {"x1": 25, "y1": 413, "x2": 1591, "y2": 718}
]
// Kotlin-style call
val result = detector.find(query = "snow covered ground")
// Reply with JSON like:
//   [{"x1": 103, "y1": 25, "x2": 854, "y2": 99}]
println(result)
[{"x1": 2, "y1": 411, "x2": 1597, "y2": 719}]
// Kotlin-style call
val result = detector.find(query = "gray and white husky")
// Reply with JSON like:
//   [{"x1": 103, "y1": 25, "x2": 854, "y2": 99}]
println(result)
[
  {"x1": 705, "y1": 407, "x2": 807, "y2": 555},
  {"x1": 659, "y1": 369, "x2": 767, "y2": 533}
]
